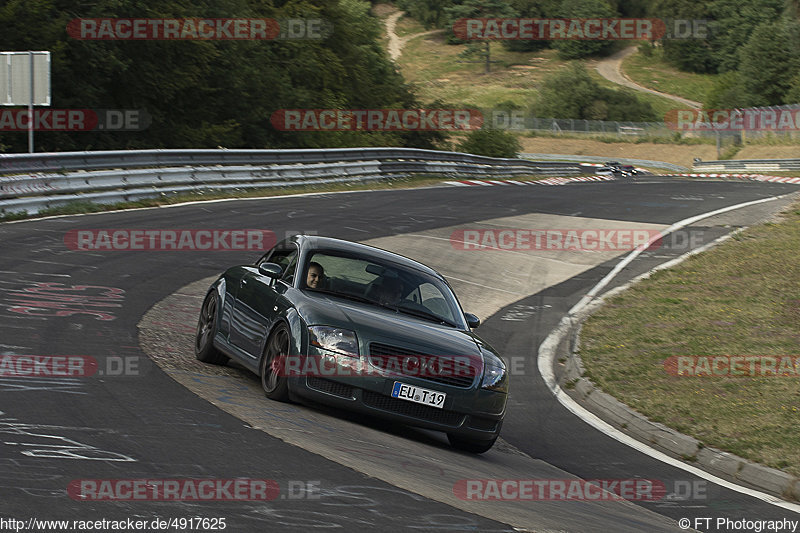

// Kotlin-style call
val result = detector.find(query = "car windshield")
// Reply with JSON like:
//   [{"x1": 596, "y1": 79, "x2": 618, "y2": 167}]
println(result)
[{"x1": 303, "y1": 250, "x2": 463, "y2": 328}]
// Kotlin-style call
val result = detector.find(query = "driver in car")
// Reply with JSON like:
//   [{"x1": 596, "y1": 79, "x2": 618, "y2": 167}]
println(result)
[
  {"x1": 306, "y1": 262, "x2": 325, "y2": 289},
  {"x1": 376, "y1": 276, "x2": 404, "y2": 306}
]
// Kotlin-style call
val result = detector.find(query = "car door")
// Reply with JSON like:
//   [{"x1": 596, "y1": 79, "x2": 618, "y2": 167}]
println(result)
[{"x1": 229, "y1": 242, "x2": 298, "y2": 359}]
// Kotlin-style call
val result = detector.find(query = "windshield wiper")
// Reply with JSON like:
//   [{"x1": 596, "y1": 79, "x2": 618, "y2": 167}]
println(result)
[{"x1": 396, "y1": 305, "x2": 456, "y2": 327}]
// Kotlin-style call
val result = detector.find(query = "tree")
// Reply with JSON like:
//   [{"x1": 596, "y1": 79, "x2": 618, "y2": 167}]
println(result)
[
  {"x1": 549, "y1": 0, "x2": 619, "y2": 60},
  {"x1": 704, "y1": 71, "x2": 751, "y2": 109},
  {"x1": 457, "y1": 128, "x2": 522, "y2": 158},
  {"x1": 0, "y1": 0, "x2": 446, "y2": 152},
  {"x1": 738, "y1": 20, "x2": 800, "y2": 105},
  {"x1": 395, "y1": 0, "x2": 454, "y2": 28},
  {"x1": 534, "y1": 63, "x2": 658, "y2": 121},
  {"x1": 445, "y1": 0, "x2": 517, "y2": 73}
]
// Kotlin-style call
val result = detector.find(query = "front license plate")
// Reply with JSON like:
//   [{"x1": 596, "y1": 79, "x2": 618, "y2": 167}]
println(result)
[{"x1": 391, "y1": 381, "x2": 446, "y2": 409}]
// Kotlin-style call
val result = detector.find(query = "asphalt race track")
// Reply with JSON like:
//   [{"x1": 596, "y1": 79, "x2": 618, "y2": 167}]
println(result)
[{"x1": 1, "y1": 176, "x2": 799, "y2": 532}]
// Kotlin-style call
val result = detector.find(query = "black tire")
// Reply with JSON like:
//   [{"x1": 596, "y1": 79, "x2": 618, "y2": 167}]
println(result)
[
  {"x1": 447, "y1": 433, "x2": 498, "y2": 454},
  {"x1": 260, "y1": 324, "x2": 291, "y2": 402},
  {"x1": 195, "y1": 292, "x2": 228, "y2": 365}
]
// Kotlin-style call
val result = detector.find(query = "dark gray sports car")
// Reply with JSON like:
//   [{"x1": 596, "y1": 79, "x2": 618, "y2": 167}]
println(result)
[{"x1": 195, "y1": 235, "x2": 508, "y2": 453}]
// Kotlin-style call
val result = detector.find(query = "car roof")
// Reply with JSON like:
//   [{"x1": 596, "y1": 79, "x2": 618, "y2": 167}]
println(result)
[{"x1": 295, "y1": 235, "x2": 441, "y2": 278}]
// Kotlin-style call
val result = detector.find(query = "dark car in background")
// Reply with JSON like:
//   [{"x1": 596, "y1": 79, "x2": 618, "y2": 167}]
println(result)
[
  {"x1": 598, "y1": 161, "x2": 639, "y2": 177},
  {"x1": 195, "y1": 235, "x2": 508, "y2": 453}
]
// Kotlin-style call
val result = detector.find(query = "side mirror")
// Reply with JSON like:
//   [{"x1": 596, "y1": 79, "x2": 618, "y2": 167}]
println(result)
[
  {"x1": 464, "y1": 313, "x2": 480, "y2": 328},
  {"x1": 258, "y1": 262, "x2": 283, "y2": 278}
]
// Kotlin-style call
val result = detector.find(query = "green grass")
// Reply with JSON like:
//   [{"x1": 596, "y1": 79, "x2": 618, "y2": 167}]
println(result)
[
  {"x1": 587, "y1": 68, "x2": 678, "y2": 120},
  {"x1": 398, "y1": 33, "x2": 682, "y2": 127},
  {"x1": 579, "y1": 205, "x2": 800, "y2": 477},
  {"x1": 394, "y1": 13, "x2": 427, "y2": 37},
  {"x1": 399, "y1": 36, "x2": 569, "y2": 108},
  {"x1": 621, "y1": 47, "x2": 717, "y2": 106},
  {"x1": 523, "y1": 129, "x2": 715, "y2": 145}
]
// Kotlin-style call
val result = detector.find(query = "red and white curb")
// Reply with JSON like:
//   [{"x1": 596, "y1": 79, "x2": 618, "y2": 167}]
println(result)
[
  {"x1": 663, "y1": 173, "x2": 800, "y2": 184},
  {"x1": 444, "y1": 175, "x2": 617, "y2": 187}
]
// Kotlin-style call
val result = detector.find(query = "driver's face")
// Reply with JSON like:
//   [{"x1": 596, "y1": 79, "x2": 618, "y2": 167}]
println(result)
[{"x1": 307, "y1": 265, "x2": 323, "y2": 288}]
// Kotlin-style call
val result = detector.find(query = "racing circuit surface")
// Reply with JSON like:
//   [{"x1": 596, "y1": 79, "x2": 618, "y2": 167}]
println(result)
[{"x1": 1, "y1": 175, "x2": 799, "y2": 532}]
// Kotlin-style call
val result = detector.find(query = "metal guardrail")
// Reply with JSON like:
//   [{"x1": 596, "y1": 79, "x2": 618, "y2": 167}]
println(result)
[
  {"x1": 693, "y1": 159, "x2": 800, "y2": 172},
  {"x1": 0, "y1": 149, "x2": 588, "y2": 215},
  {"x1": 521, "y1": 153, "x2": 688, "y2": 172},
  {"x1": 0, "y1": 148, "x2": 579, "y2": 176}
]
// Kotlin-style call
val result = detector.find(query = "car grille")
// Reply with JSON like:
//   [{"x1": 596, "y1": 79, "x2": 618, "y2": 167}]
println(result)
[
  {"x1": 368, "y1": 342, "x2": 478, "y2": 388},
  {"x1": 362, "y1": 390, "x2": 464, "y2": 427},
  {"x1": 306, "y1": 377, "x2": 355, "y2": 399}
]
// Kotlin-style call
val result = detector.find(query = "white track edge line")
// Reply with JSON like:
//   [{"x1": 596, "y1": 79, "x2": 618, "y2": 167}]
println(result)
[{"x1": 538, "y1": 193, "x2": 800, "y2": 513}]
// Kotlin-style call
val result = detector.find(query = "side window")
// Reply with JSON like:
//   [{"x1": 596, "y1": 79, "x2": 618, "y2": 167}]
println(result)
[
  {"x1": 260, "y1": 241, "x2": 298, "y2": 283},
  {"x1": 280, "y1": 252, "x2": 298, "y2": 284}
]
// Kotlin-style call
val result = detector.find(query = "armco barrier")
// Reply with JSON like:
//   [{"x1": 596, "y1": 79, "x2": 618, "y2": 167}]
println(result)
[
  {"x1": 0, "y1": 148, "x2": 582, "y2": 176},
  {"x1": 521, "y1": 153, "x2": 688, "y2": 172},
  {"x1": 694, "y1": 158, "x2": 800, "y2": 172},
  {"x1": 0, "y1": 149, "x2": 588, "y2": 215}
]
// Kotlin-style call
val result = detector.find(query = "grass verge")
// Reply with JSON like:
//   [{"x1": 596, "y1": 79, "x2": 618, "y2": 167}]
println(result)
[
  {"x1": 578, "y1": 202, "x2": 800, "y2": 476},
  {"x1": 620, "y1": 47, "x2": 716, "y2": 105}
]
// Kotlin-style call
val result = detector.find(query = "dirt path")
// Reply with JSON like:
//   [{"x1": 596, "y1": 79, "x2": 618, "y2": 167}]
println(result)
[
  {"x1": 594, "y1": 47, "x2": 702, "y2": 109},
  {"x1": 385, "y1": 11, "x2": 444, "y2": 61}
]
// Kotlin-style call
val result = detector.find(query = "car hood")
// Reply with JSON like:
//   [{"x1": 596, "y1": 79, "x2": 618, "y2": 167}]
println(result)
[{"x1": 293, "y1": 291, "x2": 485, "y2": 359}]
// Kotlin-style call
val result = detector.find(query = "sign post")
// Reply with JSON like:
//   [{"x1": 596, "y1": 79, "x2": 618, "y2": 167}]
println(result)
[{"x1": 1, "y1": 51, "x2": 51, "y2": 153}]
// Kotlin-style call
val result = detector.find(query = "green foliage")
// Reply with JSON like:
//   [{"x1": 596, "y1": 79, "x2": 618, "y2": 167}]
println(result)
[
  {"x1": 535, "y1": 63, "x2": 659, "y2": 121},
  {"x1": 395, "y1": 0, "x2": 453, "y2": 29},
  {"x1": 0, "y1": 0, "x2": 445, "y2": 152},
  {"x1": 549, "y1": 0, "x2": 618, "y2": 59},
  {"x1": 738, "y1": 20, "x2": 800, "y2": 106},
  {"x1": 655, "y1": 0, "x2": 784, "y2": 74},
  {"x1": 445, "y1": 0, "x2": 517, "y2": 72},
  {"x1": 704, "y1": 71, "x2": 750, "y2": 108},
  {"x1": 457, "y1": 127, "x2": 522, "y2": 158},
  {"x1": 638, "y1": 41, "x2": 655, "y2": 57},
  {"x1": 784, "y1": 72, "x2": 800, "y2": 104},
  {"x1": 501, "y1": 0, "x2": 550, "y2": 52}
]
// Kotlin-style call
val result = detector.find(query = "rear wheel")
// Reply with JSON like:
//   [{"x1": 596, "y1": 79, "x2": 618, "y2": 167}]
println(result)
[
  {"x1": 195, "y1": 292, "x2": 227, "y2": 365},
  {"x1": 260, "y1": 324, "x2": 291, "y2": 402},
  {"x1": 447, "y1": 433, "x2": 498, "y2": 454}
]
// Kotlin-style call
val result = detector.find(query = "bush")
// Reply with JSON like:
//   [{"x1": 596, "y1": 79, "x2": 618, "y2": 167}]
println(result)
[
  {"x1": 457, "y1": 128, "x2": 522, "y2": 158},
  {"x1": 535, "y1": 63, "x2": 659, "y2": 122}
]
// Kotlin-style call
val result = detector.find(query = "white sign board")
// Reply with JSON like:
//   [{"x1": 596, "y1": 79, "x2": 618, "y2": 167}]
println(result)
[{"x1": 0, "y1": 51, "x2": 51, "y2": 106}]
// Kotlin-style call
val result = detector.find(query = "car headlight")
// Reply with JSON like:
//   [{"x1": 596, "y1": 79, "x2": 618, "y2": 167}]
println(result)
[
  {"x1": 481, "y1": 352, "x2": 508, "y2": 393},
  {"x1": 308, "y1": 326, "x2": 359, "y2": 358}
]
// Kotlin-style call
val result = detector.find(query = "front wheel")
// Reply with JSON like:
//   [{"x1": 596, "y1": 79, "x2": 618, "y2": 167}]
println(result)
[
  {"x1": 447, "y1": 433, "x2": 498, "y2": 454},
  {"x1": 195, "y1": 292, "x2": 228, "y2": 365},
  {"x1": 260, "y1": 324, "x2": 291, "y2": 402}
]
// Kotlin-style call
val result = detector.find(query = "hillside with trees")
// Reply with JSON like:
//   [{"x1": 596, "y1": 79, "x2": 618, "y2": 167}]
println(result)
[{"x1": 0, "y1": 0, "x2": 445, "y2": 152}]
